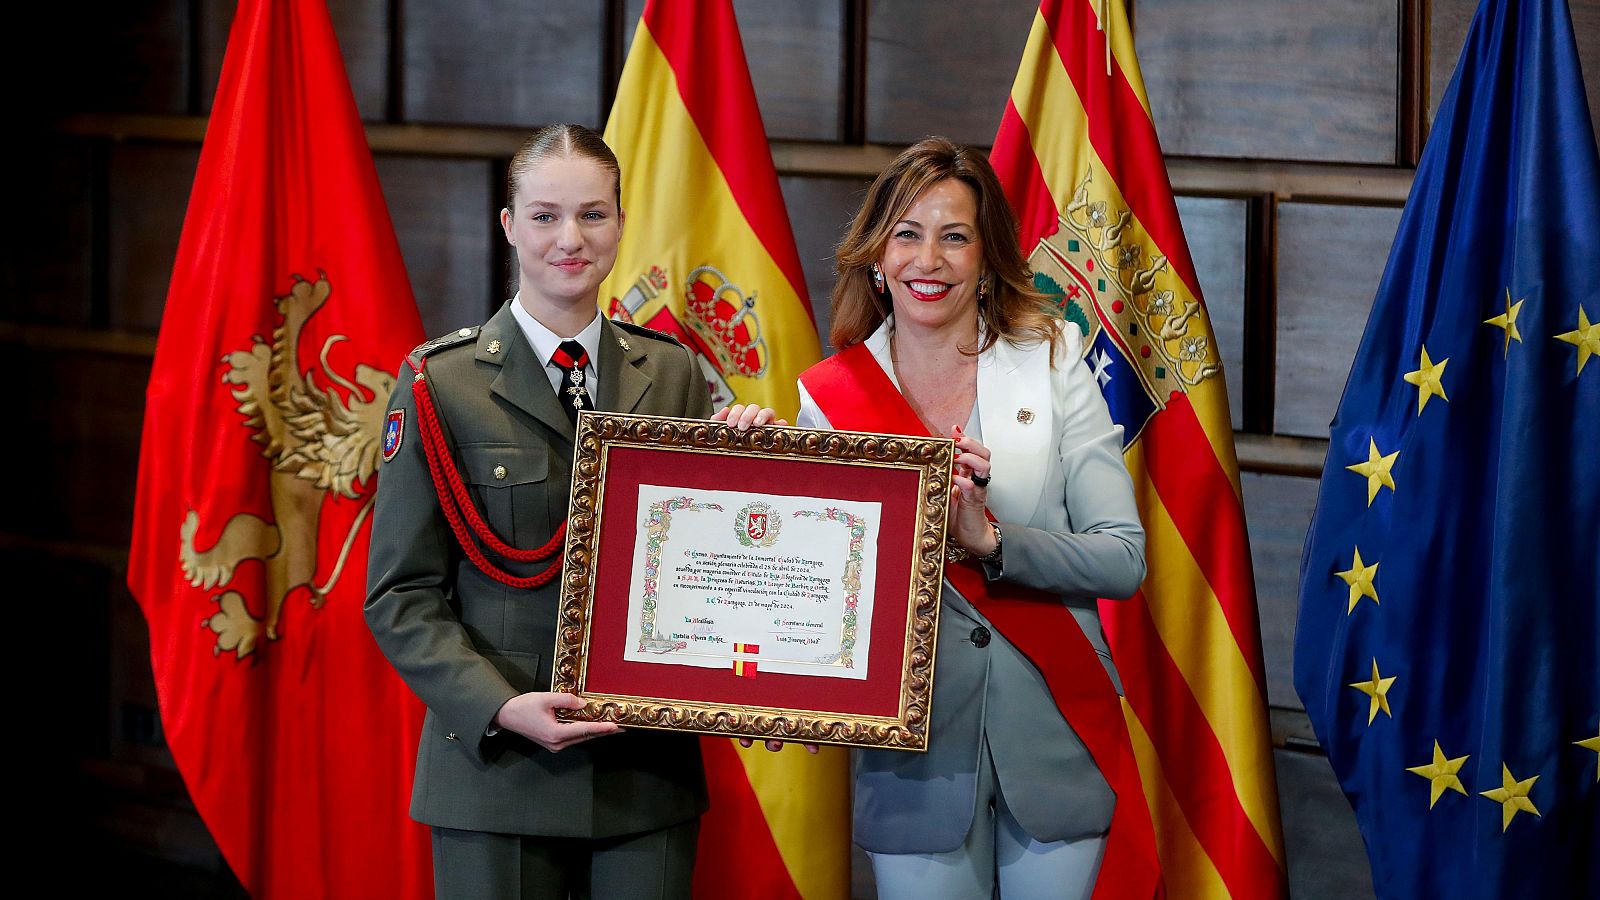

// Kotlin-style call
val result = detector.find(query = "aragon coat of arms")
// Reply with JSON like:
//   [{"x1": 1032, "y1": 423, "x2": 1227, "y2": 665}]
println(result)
[{"x1": 178, "y1": 272, "x2": 393, "y2": 660}]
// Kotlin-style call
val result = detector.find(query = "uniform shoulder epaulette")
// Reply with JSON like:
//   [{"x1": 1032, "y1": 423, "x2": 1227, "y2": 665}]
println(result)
[
  {"x1": 406, "y1": 326, "x2": 480, "y2": 372},
  {"x1": 612, "y1": 318, "x2": 683, "y2": 348}
]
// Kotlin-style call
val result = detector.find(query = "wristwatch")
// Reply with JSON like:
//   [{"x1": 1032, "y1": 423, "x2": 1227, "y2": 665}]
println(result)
[{"x1": 977, "y1": 523, "x2": 1003, "y2": 566}]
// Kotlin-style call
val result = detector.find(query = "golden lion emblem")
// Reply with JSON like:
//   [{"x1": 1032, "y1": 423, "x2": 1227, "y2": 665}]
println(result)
[{"x1": 179, "y1": 272, "x2": 393, "y2": 659}]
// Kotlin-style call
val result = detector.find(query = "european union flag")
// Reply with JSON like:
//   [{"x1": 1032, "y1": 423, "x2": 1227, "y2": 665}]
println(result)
[{"x1": 1293, "y1": 0, "x2": 1600, "y2": 897}]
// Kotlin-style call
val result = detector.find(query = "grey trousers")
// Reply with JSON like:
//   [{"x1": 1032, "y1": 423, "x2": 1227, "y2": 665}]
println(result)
[
  {"x1": 431, "y1": 818, "x2": 699, "y2": 900},
  {"x1": 867, "y1": 739, "x2": 1107, "y2": 900}
]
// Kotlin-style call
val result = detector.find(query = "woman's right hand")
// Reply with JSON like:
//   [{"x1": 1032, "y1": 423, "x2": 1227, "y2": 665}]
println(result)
[{"x1": 494, "y1": 691, "x2": 621, "y2": 752}]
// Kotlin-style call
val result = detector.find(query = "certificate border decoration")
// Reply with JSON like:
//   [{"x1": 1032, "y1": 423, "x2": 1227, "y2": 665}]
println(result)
[
  {"x1": 791, "y1": 507, "x2": 865, "y2": 669},
  {"x1": 554, "y1": 411, "x2": 952, "y2": 751},
  {"x1": 637, "y1": 496, "x2": 723, "y2": 653}
]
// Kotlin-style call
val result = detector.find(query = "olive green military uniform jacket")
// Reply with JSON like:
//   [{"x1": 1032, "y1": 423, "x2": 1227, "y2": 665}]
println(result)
[{"x1": 365, "y1": 302, "x2": 714, "y2": 839}]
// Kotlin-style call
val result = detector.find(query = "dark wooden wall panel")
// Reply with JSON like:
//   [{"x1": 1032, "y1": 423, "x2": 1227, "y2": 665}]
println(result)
[
  {"x1": 1428, "y1": 0, "x2": 1600, "y2": 144},
  {"x1": 109, "y1": 583, "x2": 175, "y2": 769},
  {"x1": 778, "y1": 175, "x2": 871, "y2": 353},
  {"x1": 1273, "y1": 201, "x2": 1403, "y2": 439},
  {"x1": 403, "y1": 1, "x2": 604, "y2": 127},
  {"x1": 4, "y1": 141, "x2": 94, "y2": 326},
  {"x1": 735, "y1": 0, "x2": 845, "y2": 142},
  {"x1": 1276, "y1": 749, "x2": 1378, "y2": 899},
  {"x1": 374, "y1": 156, "x2": 496, "y2": 337},
  {"x1": 1241, "y1": 472, "x2": 1321, "y2": 710},
  {"x1": 199, "y1": 0, "x2": 390, "y2": 120},
  {"x1": 1174, "y1": 196, "x2": 1248, "y2": 430},
  {"x1": 107, "y1": 145, "x2": 201, "y2": 334},
  {"x1": 866, "y1": 0, "x2": 1038, "y2": 147},
  {"x1": 87, "y1": 1, "x2": 192, "y2": 115},
  {"x1": 1137, "y1": 0, "x2": 1399, "y2": 163},
  {"x1": 622, "y1": 0, "x2": 844, "y2": 141},
  {"x1": 8, "y1": 350, "x2": 149, "y2": 548}
]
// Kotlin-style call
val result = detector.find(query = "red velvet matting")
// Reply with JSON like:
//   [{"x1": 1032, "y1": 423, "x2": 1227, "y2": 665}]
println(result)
[{"x1": 582, "y1": 445, "x2": 921, "y2": 720}]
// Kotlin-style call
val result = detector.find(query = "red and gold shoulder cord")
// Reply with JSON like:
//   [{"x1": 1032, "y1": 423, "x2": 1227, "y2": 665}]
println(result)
[{"x1": 406, "y1": 353, "x2": 566, "y2": 589}]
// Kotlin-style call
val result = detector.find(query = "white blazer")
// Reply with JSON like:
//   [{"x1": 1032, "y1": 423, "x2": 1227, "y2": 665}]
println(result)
[{"x1": 797, "y1": 316, "x2": 1146, "y2": 854}]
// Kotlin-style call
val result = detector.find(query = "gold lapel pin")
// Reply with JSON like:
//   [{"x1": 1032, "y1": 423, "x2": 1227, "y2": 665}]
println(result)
[
  {"x1": 1017, "y1": 408, "x2": 1035, "y2": 424},
  {"x1": 486, "y1": 339, "x2": 501, "y2": 355},
  {"x1": 617, "y1": 336, "x2": 632, "y2": 351}
]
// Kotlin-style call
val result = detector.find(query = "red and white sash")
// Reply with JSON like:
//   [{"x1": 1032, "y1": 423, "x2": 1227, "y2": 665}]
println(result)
[{"x1": 800, "y1": 343, "x2": 1163, "y2": 900}]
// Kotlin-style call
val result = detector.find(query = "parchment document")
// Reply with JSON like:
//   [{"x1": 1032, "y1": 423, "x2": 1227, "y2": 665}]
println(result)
[{"x1": 621, "y1": 485, "x2": 881, "y2": 680}]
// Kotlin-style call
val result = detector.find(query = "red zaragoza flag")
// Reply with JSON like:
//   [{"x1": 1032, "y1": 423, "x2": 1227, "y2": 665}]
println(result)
[
  {"x1": 126, "y1": 0, "x2": 430, "y2": 896},
  {"x1": 602, "y1": 2, "x2": 844, "y2": 899},
  {"x1": 991, "y1": 2, "x2": 1287, "y2": 897}
]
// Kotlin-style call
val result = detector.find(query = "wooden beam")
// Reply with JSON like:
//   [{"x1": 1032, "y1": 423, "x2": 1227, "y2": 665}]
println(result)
[
  {"x1": 1235, "y1": 433, "x2": 1327, "y2": 478},
  {"x1": 0, "y1": 323, "x2": 157, "y2": 357},
  {"x1": 51, "y1": 114, "x2": 1417, "y2": 201},
  {"x1": 1166, "y1": 157, "x2": 1413, "y2": 204},
  {"x1": 1242, "y1": 195, "x2": 1278, "y2": 434},
  {"x1": 1270, "y1": 706, "x2": 1322, "y2": 752},
  {"x1": 769, "y1": 141, "x2": 901, "y2": 178},
  {"x1": 0, "y1": 532, "x2": 133, "y2": 567}
]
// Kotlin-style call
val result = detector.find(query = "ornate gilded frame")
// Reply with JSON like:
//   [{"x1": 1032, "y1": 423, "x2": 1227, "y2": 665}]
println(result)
[{"x1": 552, "y1": 411, "x2": 952, "y2": 751}]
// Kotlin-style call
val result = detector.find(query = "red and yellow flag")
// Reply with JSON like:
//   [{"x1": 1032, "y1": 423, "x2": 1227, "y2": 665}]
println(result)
[
  {"x1": 126, "y1": 1, "x2": 430, "y2": 896},
  {"x1": 602, "y1": 2, "x2": 844, "y2": 898},
  {"x1": 602, "y1": 0, "x2": 822, "y2": 422},
  {"x1": 991, "y1": 2, "x2": 1287, "y2": 897}
]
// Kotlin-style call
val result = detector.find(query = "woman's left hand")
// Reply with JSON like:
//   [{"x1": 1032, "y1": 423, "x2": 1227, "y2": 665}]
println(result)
[
  {"x1": 949, "y1": 425, "x2": 999, "y2": 557},
  {"x1": 713, "y1": 404, "x2": 788, "y2": 431}
]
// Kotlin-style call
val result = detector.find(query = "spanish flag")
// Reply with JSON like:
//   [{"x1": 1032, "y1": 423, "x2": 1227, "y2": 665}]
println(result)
[
  {"x1": 990, "y1": 2, "x2": 1287, "y2": 897},
  {"x1": 602, "y1": 2, "x2": 845, "y2": 899},
  {"x1": 602, "y1": 0, "x2": 822, "y2": 423}
]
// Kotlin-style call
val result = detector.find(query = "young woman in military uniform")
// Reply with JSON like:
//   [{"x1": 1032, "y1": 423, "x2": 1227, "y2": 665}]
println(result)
[{"x1": 365, "y1": 124, "x2": 777, "y2": 900}]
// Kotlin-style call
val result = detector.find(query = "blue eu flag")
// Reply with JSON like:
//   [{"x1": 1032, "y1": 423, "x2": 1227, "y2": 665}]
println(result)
[{"x1": 1293, "y1": 0, "x2": 1600, "y2": 896}]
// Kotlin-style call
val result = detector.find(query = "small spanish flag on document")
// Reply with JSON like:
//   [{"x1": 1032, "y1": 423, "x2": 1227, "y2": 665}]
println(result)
[{"x1": 732, "y1": 643, "x2": 760, "y2": 678}]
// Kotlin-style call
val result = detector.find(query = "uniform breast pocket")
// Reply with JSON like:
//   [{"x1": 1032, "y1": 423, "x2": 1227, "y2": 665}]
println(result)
[{"x1": 457, "y1": 442, "x2": 553, "y2": 546}]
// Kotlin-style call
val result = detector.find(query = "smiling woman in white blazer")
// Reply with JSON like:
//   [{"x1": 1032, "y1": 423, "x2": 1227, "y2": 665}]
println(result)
[{"x1": 795, "y1": 138, "x2": 1148, "y2": 900}]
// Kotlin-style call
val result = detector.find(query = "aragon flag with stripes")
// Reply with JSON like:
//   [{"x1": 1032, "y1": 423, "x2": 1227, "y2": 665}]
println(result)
[
  {"x1": 990, "y1": 1, "x2": 1288, "y2": 897},
  {"x1": 600, "y1": 3, "x2": 847, "y2": 900}
]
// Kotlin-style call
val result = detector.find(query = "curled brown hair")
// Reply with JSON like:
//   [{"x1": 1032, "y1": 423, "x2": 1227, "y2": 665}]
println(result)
[
  {"x1": 504, "y1": 123, "x2": 622, "y2": 210},
  {"x1": 830, "y1": 137, "x2": 1056, "y2": 357}
]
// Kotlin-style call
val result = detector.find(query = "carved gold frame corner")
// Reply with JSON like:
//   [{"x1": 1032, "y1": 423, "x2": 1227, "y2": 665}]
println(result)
[{"x1": 551, "y1": 411, "x2": 951, "y2": 751}]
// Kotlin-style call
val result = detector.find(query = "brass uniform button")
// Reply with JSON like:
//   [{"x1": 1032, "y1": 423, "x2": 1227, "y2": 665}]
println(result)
[
  {"x1": 493, "y1": 465, "x2": 507, "y2": 481},
  {"x1": 457, "y1": 328, "x2": 473, "y2": 337}
]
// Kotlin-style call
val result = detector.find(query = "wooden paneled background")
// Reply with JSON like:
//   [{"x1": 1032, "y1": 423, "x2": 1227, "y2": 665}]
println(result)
[{"x1": 3, "y1": 0, "x2": 1595, "y2": 895}]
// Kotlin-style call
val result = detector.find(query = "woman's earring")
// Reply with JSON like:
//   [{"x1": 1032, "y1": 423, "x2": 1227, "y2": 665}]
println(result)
[
  {"x1": 871, "y1": 263, "x2": 886, "y2": 294},
  {"x1": 976, "y1": 275, "x2": 989, "y2": 301}
]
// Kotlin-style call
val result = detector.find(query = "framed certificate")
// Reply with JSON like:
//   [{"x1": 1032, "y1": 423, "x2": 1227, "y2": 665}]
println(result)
[{"x1": 551, "y1": 411, "x2": 952, "y2": 751}]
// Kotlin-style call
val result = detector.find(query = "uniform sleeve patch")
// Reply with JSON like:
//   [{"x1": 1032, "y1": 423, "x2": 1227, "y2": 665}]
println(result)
[{"x1": 382, "y1": 409, "x2": 405, "y2": 462}]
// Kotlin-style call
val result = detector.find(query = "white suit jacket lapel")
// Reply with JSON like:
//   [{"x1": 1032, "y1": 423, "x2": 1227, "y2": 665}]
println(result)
[{"x1": 978, "y1": 336, "x2": 1052, "y2": 526}]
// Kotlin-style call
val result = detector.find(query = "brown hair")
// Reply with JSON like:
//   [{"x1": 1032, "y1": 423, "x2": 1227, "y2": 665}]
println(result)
[
  {"x1": 504, "y1": 123, "x2": 622, "y2": 210},
  {"x1": 830, "y1": 137, "x2": 1056, "y2": 357}
]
